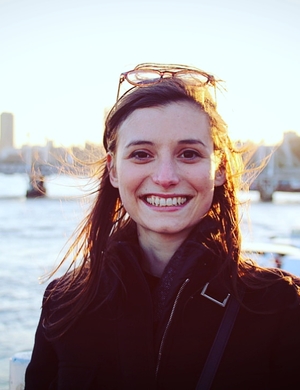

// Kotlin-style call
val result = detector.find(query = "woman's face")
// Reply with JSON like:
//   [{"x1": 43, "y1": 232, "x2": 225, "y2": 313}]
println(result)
[{"x1": 108, "y1": 101, "x2": 225, "y2": 242}]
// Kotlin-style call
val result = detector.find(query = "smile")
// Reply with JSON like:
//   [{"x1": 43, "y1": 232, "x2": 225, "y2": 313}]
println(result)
[{"x1": 145, "y1": 196, "x2": 188, "y2": 207}]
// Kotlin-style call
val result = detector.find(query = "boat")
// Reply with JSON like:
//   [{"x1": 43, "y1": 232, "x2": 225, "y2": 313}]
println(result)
[
  {"x1": 242, "y1": 241, "x2": 300, "y2": 276},
  {"x1": 26, "y1": 175, "x2": 46, "y2": 198},
  {"x1": 24, "y1": 143, "x2": 47, "y2": 198}
]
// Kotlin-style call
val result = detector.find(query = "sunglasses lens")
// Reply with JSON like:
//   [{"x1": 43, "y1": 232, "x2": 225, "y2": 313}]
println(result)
[
  {"x1": 126, "y1": 70, "x2": 161, "y2": 86},
  {"x1": 175, "y1": 71, "x2": 211, "y2": 85}
]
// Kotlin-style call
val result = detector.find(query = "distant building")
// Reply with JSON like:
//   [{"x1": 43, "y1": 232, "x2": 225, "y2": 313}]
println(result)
[{"x1": 0, "y1": 112, "x2": 14, "y2": 151}]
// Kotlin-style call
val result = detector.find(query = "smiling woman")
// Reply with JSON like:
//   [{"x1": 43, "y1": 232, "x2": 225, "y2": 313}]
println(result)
[
  {"x1": 25, "y1": 63, "x2": 300, "y2": 390},
  {"x1": 107, "y1": 102, "x2": 225, "y2": 272}
]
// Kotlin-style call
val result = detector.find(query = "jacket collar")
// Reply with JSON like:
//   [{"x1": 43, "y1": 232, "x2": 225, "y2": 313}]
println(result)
[
  {"x1": 111, "y1": 215, "x2": 222, "y2": 276},
  {"x1": 112, "y1": 216, "x2": 224, "y2": 320}
]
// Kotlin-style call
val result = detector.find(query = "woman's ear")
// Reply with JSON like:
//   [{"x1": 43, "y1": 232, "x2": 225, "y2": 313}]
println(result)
[
  {"x1": 107, "y1": 153, "x2": 119, "y2": 188},
  {"x1": 214, "y1": 168, "x2": 226, "y2": 187}
]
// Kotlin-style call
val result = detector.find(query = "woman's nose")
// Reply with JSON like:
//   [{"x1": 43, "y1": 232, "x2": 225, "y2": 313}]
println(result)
[{"x1": 152, "y1": 160, "x2": 180, "y2": 187}]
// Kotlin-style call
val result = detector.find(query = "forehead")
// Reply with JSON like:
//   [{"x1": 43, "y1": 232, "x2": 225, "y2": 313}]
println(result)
[{"x1": 117, "y1": 102, "x2": 211, "y2": 145}]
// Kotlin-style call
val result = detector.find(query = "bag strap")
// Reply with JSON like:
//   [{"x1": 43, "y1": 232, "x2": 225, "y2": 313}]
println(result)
[{"x1": 195, "y1": 287, "x2": 242, "y2": 390}]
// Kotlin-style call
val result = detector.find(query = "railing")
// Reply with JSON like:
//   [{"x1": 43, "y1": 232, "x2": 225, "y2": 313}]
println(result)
[
  {"x1": 9, "y1": 351, "x2": 31, "y2": 390},
  {"x1": 252, "y1": 167, "x2": 300, "y2": 201}
]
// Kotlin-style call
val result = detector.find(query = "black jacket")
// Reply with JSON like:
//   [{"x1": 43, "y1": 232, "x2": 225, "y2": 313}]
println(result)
[{"x1": 25, "y1": 232, "x2": 300, "y2": 389}]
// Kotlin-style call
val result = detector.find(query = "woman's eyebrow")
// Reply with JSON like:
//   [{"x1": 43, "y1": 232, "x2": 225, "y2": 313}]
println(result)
[
  {"x1": 125, "y1": 140, "x2": 153, "y2": 149},
  {"x1": 178, "y1": 139, "x2": 206, "y2": 147}
]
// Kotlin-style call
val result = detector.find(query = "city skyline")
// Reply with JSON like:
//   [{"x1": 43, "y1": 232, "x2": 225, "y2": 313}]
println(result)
[
  {"x1": 1, "y1": 0, "x2": 300, "y2": 147},
  {"x1": 0, "y1": 112, "x2": 14, "y2": 150}
]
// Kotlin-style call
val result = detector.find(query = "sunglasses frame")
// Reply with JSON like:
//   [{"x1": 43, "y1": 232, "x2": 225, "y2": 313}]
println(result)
[{"x1": 116, "y1": 63, "x2": 218, "y2": 102}]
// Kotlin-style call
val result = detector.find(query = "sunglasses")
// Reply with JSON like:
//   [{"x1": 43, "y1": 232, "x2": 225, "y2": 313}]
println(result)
[{"x1": 116, "y1": 63, "x2": 219, "y2": 102}]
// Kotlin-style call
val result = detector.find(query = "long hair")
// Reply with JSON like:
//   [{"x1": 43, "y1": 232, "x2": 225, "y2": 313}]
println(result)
[{"x1": 43, "y1": 77, "x2": 298, "y2": 338}]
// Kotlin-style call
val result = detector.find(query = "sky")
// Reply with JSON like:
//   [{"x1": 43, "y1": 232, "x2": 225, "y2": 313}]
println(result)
[{"x1": 1, "y1": 0, "x2": 300, "y2": 148}]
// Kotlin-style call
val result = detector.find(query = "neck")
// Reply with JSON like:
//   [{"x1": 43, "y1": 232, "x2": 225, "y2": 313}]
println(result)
[{"x1": 138, "y1": 230, "x2": 188, "y2": 277}]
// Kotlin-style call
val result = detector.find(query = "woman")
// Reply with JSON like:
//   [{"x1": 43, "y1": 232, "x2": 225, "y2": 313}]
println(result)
[{"x1": 25, "y1": 63, "x2": 300, "y2": 390}]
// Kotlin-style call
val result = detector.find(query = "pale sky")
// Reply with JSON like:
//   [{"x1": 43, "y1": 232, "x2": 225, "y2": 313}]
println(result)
[{"x1": 1, "y1": 0, "x2": 300, "y2": 148}]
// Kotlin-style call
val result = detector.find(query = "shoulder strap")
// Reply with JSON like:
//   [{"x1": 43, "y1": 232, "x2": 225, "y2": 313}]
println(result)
[{"x1": 195, "y1": 293, "x2": 242, "y2": 390}]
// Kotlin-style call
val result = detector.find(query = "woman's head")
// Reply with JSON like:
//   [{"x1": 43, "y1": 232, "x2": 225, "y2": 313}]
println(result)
[
  {"x1": 88, "y1": 63, "x2": 244, "y2": 272},
  {"x1": 102, "y1": 64, "x2": 243, "y2": 234}
]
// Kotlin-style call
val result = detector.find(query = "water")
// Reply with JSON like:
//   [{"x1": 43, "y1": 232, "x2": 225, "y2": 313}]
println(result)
[
  {"x1": 0, "y1": 173, "x2": 92, "y2": 389},
  {"x1": 1, "y1": 174, "x2": 300, "y2": 389}
]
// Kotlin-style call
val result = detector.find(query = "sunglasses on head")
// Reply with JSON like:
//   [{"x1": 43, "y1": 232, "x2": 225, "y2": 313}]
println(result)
[{"x1": 116, "y1": 63, "x2": 219, "y2": 102}]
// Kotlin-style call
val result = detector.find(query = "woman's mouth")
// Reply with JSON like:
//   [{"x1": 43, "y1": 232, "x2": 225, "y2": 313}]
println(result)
[{"x1": 145, "y1": 195, "x2": 188, "y2": 207}]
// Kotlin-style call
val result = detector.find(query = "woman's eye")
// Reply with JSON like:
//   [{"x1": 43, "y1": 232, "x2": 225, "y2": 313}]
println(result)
[
  {"x1": 130, "y1": 150, "x2": 152, "y2": 160},
  {"x1": 179, "y1": 150, "x2": 201, "y2": 159}
]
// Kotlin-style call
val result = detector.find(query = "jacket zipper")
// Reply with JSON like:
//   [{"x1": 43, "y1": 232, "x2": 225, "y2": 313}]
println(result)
[{"x1": 155, "y1": 278, "x2": 190, "y2": 379}]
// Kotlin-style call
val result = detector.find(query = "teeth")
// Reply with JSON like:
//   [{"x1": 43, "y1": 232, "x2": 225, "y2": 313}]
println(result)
[{"x1": 146, "y1": 196, "x2": 187, "y2": 207}]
